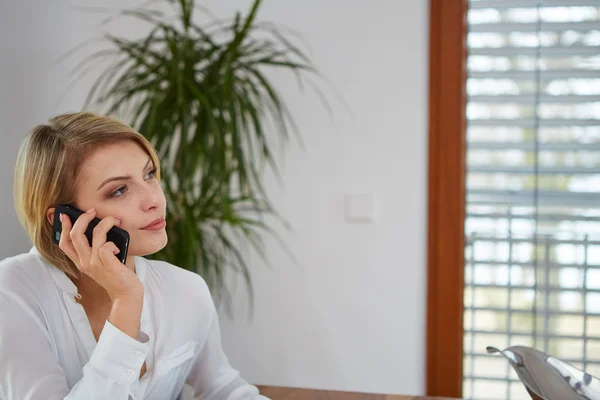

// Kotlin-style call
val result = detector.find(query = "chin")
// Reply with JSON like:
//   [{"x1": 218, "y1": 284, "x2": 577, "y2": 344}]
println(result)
[{"x1": 128, "y1": 232, "x2": 168, "y2": 257}]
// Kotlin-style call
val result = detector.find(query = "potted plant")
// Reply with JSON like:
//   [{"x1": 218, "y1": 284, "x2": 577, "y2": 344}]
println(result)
[{"x1": 73, "y1": 0, "x2": 322, "y2": 315}]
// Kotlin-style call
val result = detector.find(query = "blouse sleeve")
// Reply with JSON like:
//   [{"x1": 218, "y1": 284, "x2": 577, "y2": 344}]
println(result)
[{"x1": 0, "y1": 288, "x2": 149, "y2": 400}]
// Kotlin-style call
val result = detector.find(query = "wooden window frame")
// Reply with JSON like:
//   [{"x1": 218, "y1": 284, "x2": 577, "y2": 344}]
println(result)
[{"x1": 426, "y1": 0, "x2": 468, "y2": 397}]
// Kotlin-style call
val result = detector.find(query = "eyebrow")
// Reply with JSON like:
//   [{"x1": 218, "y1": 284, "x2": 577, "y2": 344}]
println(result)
[{"x1": 96, "y1": 158, "x2": 153, "y2": 191}]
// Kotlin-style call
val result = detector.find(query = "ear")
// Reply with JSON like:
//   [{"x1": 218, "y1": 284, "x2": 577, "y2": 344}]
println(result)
[{"x1": 46, "y1": 207, "x2": 56, "y2": 226}]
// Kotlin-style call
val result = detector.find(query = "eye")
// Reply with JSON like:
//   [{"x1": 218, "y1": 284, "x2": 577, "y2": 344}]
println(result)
[
  {"x1": 110, "y1": 185, "x2": 127, "y2": 198},
  {"x1": 145, "y1": 168, "x2": 157, "y2": 180}
]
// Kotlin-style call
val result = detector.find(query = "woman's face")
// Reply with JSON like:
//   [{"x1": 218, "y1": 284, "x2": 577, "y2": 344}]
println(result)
[{"x1": 72, "y1": 140, "x2": 168, "y2": 257}]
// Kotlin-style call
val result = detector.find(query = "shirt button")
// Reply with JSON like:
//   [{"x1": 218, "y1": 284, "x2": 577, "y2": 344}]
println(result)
[
  {"x1": 134, "y1": 351, "x2": 144, "y2": 359},
  {"x1": 126, "y1": 369, "x2": 134, "y2": 376}
]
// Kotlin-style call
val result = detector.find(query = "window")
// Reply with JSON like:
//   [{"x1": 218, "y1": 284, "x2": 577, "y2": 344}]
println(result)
[{"x1": 463, "y1": 1, "x2": 600, "y2": 399}]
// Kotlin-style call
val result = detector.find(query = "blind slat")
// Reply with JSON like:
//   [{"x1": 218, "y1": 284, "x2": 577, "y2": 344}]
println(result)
[
  {"x1": 466, "y1": 306, "x2": 600, "y2": 316},
  {"x1": 469, "y1": 21, "x2": 600, "y2": 32},
  {"x1": 469, "y1": 46, "x2": 600, "y2": 56},
  {"x1": 469, "y1": 118, "x2": 600, "y2": 127},
  {"x1": 469, "y1": 283, "x2": 600, "y2": 294},
  {"x1": 466, "y1": 329, "x2": 600, "y2": 341},
  {"x1": 468, "y1": 190, "x2": 600, "y2": 207},
  {"x1": 468, "y1": 141, "x2": 600, "y2": 150},
  {"x1": 468, "y1": 69, "x2": 600, "y2": 79},
  {"x1": 469, "y1": 165, "x2": 600, "y2": 174},
  {"x1": 465, "y1": 260, "x2": 600, "y2": 269},
  {"x1": 470, "y1": 0, "x2": 600, "y2": 9},
  {"x1": 468, "y1": 95, "x2": 600, "y2": 104},
  {"x1": 467, "y1": 211, "x2": 600, "y2": 222}
]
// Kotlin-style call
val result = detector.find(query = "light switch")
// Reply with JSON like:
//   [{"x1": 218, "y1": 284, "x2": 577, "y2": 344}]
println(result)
[{"x1": 345, "y1": 193, "x2": 376, "y2": 223}]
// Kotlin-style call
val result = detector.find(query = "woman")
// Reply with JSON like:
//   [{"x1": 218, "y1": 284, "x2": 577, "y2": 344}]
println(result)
[{"x1": 0, "y1": 112, "x2": 269, "y2": 400}]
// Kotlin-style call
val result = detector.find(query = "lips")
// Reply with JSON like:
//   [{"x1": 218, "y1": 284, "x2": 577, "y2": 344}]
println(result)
[{"x1": 140, "y1": 217, "x2": 166, "y2": 230}]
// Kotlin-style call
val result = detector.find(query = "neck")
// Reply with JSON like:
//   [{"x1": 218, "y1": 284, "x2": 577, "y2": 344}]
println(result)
[{"x1": 73, "y1": 255, "x2": 136, "y2": 304}]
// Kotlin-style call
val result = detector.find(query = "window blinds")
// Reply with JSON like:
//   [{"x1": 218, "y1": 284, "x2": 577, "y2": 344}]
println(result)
[{"x1": 463, "y1": 1, "x2": 600, "y2": 399}]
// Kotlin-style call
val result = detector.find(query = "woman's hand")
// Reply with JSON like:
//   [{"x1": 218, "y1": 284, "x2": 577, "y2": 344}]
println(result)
[{"x1": 58, "y1": 207, "x2": 143, "y2": 301}]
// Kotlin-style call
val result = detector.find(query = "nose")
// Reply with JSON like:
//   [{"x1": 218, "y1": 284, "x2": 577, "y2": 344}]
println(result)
[{"x1": 140, "y1": 183, "x2": 161, "y2": 212}]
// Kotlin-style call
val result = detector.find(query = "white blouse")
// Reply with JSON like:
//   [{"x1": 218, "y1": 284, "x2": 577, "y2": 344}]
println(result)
[{"x1": 0, "y1": 247, "x2": 269, "y2": 400}]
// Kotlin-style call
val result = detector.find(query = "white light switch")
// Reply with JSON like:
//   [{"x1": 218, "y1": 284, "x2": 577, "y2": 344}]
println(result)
[{"x1": 345, "y1": 193, "x2": 376, "y2": 223}]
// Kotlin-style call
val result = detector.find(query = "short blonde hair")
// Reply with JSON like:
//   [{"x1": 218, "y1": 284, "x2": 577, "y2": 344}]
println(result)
[{"x1": 14, "y1": 112, "x2": 162, "y2": 279}]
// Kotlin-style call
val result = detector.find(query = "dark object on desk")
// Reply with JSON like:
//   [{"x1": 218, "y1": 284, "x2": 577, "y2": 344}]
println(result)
[
  {"x1": 256, "y1": 386, "x2": 462, "y2": 400},
  {"x1": 487, "y1": 345, "x2": 600, "y2": 400}
]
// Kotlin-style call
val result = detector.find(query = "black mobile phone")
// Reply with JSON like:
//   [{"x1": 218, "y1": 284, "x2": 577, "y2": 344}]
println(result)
[{"x1": 52, "y1": 204, "x2": 130, "y2": 264}]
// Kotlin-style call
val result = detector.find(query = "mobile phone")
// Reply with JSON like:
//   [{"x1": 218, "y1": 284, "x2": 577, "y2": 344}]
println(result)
[{"x1": 52, "y1": 204, "x2": 130, "y2": 264}]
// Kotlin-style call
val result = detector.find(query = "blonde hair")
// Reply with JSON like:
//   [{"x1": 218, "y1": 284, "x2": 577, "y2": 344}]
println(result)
[{"x1": 14, "y1": 112, "x2": 162, "y2": 279}]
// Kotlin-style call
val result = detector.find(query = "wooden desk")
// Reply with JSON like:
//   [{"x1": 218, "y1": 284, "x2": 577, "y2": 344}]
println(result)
[{"x1": 256, "y1": 386, "x2": 461, "y2": 400}]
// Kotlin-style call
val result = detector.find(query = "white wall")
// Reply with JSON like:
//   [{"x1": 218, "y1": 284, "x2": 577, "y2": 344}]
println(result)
[{"x1": 0, "y1": 0, "x2": 429, "y2": 396}]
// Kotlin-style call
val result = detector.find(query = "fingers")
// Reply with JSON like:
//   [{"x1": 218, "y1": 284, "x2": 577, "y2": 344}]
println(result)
[
  {"x1": 98, "y1": 242, "x2": 120, "y2": 266},
  {"x1": 58, "y1": 213, "x2": 79, "y2": 263},
  {"x1": 58, "y1": 208, "x2": 122, "y2": 273},
  {"x1": 91, "y1": 216, "x2": 121, "y2": 267},
  {"x1": 69, "y1": 208, "x2": 96, "y2": 263}
]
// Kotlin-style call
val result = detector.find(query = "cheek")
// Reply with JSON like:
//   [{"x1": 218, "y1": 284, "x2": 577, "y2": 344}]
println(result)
[
  {"x1": 117, "y1": 218, "x2": 138, "y2": 235},
  {"x1": 93, "y1": 208, "x2": 124, "y2": 226},
  {"x1": 102, "y1": 212, "x2": 128, "y2": 231}
]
